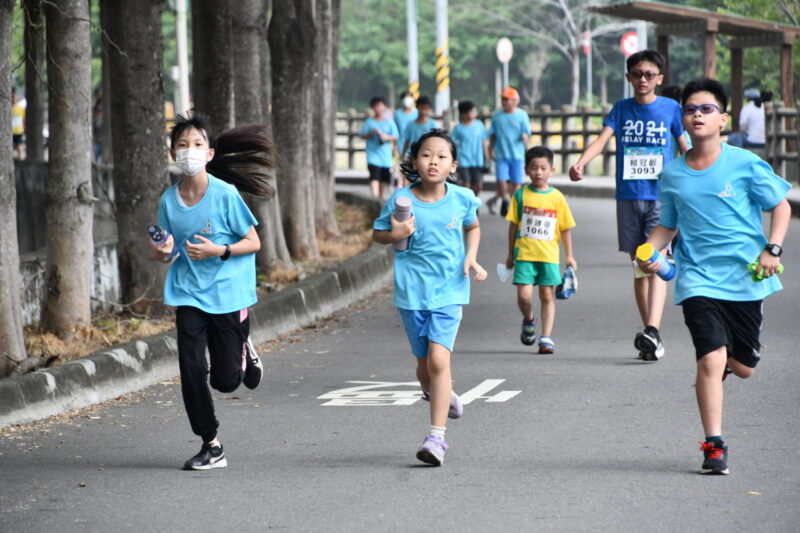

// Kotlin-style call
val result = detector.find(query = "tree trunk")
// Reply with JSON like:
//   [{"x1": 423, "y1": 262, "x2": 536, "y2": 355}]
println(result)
[
  {"x1": 312, "y1": 0, "x2": 340, "y2": 238},
  {"x1": 235, "y1": 0, "x2": 291, "y2": 273},
  {"x1": 22, "y1": 0, "x2": 46, "y2": 162},
  {"x1": 41, "y1": 0, "x2": 94, "y2": 338},
  {"x1": 0, "y1": 0, "x2": 27, "y2": 377},
  {"x1": 269, "y1": 0, "x2": 319, "y2": 260},
  {"x1": 232, "y1": 0, "x2": 265, "y2": 126},
  {"x1": 191, "y1": 0, "x2": 234, "y2": 135},
  {"x1": 102, "y1": 0, "x2": 169, "y2": 314}
]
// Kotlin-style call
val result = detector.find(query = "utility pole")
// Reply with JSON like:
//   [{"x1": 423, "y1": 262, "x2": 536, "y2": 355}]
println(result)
[
  {"x1": 406, "y1": 0, "x2": 419, "y2": 100},
  {"x1": 175, "y1": 0, "x2": 191, "y2": 115},
  {"x1": 434, "y1": 0, "x2": 450, "y2": 115}
]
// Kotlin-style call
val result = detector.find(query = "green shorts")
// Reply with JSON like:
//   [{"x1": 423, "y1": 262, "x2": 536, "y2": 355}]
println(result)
[{"x1": 513, "y1": 260, "x2": 562, "y2": 286}]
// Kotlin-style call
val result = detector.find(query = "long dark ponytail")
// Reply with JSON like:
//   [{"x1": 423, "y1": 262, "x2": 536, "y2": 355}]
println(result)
[{"x1": 170, "y1": 113, "x2": 277, "y2": 197}]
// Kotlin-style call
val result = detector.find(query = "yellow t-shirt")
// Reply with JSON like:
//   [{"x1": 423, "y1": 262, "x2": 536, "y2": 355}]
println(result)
[
  {"x1": 12, "y1": 100, "x2": 25, "y2": 135},
  {"x1": 506, "y1": 185, "x2": 576, "y2": 264}
]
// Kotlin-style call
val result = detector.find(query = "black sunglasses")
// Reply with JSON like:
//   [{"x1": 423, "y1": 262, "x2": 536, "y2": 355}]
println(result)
[
  {"x1": 683, "y1": 103, "x2": 723, "y2": 115},
  {"x1": 629, "y1": 70, "x2": 659, "y2": 81}
]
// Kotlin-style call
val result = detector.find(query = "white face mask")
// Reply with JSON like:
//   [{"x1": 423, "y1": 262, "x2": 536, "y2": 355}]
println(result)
[
  {"x1": 403, "y1": 96, "x2": 415, "y2": 109},
  {"x1": 175, "y1": 147, "x2": 208, "y2": 176}
]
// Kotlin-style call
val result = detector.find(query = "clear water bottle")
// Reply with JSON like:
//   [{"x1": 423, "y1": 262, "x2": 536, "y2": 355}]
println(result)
[
  {"x1": 393, "y1": 196, "x2": 413, "y2": 251},
  {"x1": 636, "y1": 243, "x2": 675, "y2": 281}
]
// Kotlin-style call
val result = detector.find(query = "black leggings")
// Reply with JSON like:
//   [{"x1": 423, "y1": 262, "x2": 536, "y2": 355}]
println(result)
[{"x1": 176, "y1": 306, "x2": 249, "y2": 442}]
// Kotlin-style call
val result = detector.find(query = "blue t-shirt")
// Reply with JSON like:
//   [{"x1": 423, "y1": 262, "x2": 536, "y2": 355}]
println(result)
[
  {"x1": 157, "y1": 175, "x2": 259, "y2": 314},
  {"x1": 451, "y1": 121, "x2": 487, "y2": 168},
  {"x1": 360, "y1": 117, "x2": 399, "y2": 168},
  {"x1": 403, "y1": 118, "x2": 439, "y2": 154},
  {"x1": 394, "y1": 108, "x2": 418, "y2": 148},
  {"x1": 659, "y1": 144, "x2": 790, "y2": 304},
  {"x1": 603, "y1": 96, "x2": 684, "y2": 201},
  {"x1": 373, "y1": 183, "x2": 481, "y2": 310},
  {"x1": 489, "y1": 109, "x2": 531, "y2": 160}
]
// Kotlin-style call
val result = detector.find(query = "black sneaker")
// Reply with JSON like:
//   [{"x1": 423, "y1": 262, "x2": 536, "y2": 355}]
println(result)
[
  {"x1": 487, "y1": 196, "x2": 498, "y2": 215},
  {"x1": 184, "y1": 442, "x2": 227, "y2": 470},
  {"x1": 722, "y1": 367, "x2": 733, "y2": 381},
  {"x1": 242, "y1": 336, "x2": 263, "y2": 390},
  {"x1": 500, "y1": 199, "x2": 510, "y2": 217},
  {"x1": 699, "y1": 440, "x2": 729, "y2": 475},
  {"x1": 634, "y1": 326, "x2": 664, "y2": 361}
]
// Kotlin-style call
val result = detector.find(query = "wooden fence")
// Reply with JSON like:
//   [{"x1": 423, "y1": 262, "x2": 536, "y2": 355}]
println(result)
[
  {"x1": 336, "y1": 105, "x2": 618, "y2": 176},
  {"x1": 764, "y1": 101, "x2": 800, "y2": 181}
]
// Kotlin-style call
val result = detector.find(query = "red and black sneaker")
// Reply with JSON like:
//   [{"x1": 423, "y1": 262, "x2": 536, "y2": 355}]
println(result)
[
  {"x1": 699, "y1": 440, "x2": 729, "y2": 475},
  {"x1": 722, "y1": 367, "x2": 733, "y2": 381}
]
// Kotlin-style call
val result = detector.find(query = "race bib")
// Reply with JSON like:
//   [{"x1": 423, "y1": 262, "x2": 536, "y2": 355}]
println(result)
[
  {"x1": 520, "y1": 207, "x2": 556, "y2": 241},
  {"x1": 623, "y1": 146, "x2": 663, "y2": 180}
]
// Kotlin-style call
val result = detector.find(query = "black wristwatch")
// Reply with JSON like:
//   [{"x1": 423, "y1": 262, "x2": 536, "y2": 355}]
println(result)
[
  {"x1": 220, "y1": 244, "x2": 232, "y2": 261},
  {"x1": 764, "y1": 243, "x2": 783, "y2": 257}
]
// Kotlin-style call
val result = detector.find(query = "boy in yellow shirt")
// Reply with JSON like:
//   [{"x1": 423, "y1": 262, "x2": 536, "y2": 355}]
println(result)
[{"x1": 505, "y1": 147, "x2": 577, "y2": 353}]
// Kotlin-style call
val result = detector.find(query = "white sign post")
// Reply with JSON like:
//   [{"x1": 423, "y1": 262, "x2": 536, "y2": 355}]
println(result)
[{"x1": 620, "y1": 31, "x2": 639, "y2": 99}]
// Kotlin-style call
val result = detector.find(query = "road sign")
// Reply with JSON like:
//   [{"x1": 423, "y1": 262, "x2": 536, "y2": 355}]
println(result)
[
  {"x1": 620, "y1": 31, "x2": 639, "y2": 57},
  {"x1": 582, "y1": 31, "x2": 591, "y2": 56},
  {"x1": 496, "y1": 37, "x2": 513, "y2": 63}
]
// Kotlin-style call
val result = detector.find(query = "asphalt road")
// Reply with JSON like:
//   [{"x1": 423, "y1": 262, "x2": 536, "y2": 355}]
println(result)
[{"x1": 1, "y1": 196, "x2": 798, "y2": 533}]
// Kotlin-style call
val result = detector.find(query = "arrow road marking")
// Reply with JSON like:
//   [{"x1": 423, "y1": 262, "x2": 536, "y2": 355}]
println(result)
[{"x1": 318, "y1": 379, "x2": 520, "y2": 406}]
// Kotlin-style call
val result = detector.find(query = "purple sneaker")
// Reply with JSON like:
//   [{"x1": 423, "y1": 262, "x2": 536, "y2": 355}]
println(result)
[
  {"x1": 420, "y1": 390, "x2": 463, "y2": 419},
  {"x1": 416, "y1": 436, "x2": 449, "y2": 466}
]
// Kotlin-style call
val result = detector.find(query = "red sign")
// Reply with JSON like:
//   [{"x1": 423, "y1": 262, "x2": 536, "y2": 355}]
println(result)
[
  {"x1": 620, "y1": 31, "x2": 639, "y2": 57},
  {"x1": 582, "y1": 31, "x2": 591, "y2": 56}
]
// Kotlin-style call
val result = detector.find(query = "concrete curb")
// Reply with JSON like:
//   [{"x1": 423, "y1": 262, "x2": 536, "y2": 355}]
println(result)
[{"x1": 0, "y1": 192, "x2": 392, "y2": 430}]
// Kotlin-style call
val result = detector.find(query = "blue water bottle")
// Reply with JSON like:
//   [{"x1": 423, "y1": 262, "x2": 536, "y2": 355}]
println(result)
[
  {"x1": 148, "y1": 224, "x2": 179, "y2": 260},
  {"x1": 636, "y1": 243, "x2": 675, "y2": 281}
]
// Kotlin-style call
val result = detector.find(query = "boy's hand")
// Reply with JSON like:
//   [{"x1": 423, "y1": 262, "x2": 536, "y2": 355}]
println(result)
[
  {"x1": 755, "y1": 250, "x2": 782, "y2": 278},
  {"x1": 150, "y1": 234, "x2": 175, "y2": 259},
  {"x1": 466, "y1": 260, "x2": 488, "y2": 281},
  {"x1": 636, "y1": 256, "x2": 661, "y2": 275},
  {"x1": 568, "y1": 163, "x2": 583, "y2": 182},
  {"x1": 186, "y1": 234, "x2": 224, "y2": 260},
  {"x1": 566, "y1": 256, "x2": 578, "y2": 271},
  {"x1": 505, "y1": 254, "x2": 515, "y2": 270},
  {"x1": 390, "y1": 213, "x2": 415, "y2": 241}
]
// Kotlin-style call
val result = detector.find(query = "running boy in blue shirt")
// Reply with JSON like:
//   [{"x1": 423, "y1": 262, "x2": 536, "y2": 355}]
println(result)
[
  {"x1": 488, "y1": 86, "x2": 531, "y2": 217},
  {"x1": 638, "y1": 79, "x2": 790, "y2": 475},
  {"x1": 360, "y1": 96, "x2": 400, "y2": 198},
  {"x1": 401, "y1": 95, "x2": 438, "y2": 157},
  {"x1": 569, "y1": 50, "x2": 690, "y2": 362},
  {"x1": 451, "y1": 100, "x2": 489, "y2": 199}
]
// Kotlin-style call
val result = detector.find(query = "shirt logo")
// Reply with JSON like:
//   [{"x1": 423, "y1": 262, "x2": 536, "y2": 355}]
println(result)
[
  {"x1": 446, "y1": 215, "x2": 459, "y2": 229},
  {"x1": 718, "y1": 182, "x2": 736, "y2": 198},
  {"x1": 200, "y1": 219, "x2": 216, "y2": 234}
]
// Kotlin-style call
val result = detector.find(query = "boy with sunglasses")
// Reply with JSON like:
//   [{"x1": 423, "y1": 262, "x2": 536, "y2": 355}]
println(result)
[
  {"x1": 569, "y1": 50, "x2": 689, "y2": 362},
  {"x1": 637, "y1": 78, "x2": 790, "y2": 475}
]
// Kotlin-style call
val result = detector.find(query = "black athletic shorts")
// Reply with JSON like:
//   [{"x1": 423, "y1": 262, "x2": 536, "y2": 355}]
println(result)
[
  {"x1": 457, "y1": 166, "x2": 484, "y2": 186},
  {"x1": 681, "y1": 296, "x2": 763, "y2": 368},
  {"x1": 367, "y1": 164, "x2": 392, "y2": 183}
]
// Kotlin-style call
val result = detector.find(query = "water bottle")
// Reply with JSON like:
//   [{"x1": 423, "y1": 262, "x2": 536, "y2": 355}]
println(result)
[
  {"x1": 148, "y1": 224, "x2": 178, "y2": 260},
  {"x1": 392, "y1": 196, "x2": 413, "y2": 251},
  {"x1": 636, "y1": 243, "x2": 675, "y2": 281}
]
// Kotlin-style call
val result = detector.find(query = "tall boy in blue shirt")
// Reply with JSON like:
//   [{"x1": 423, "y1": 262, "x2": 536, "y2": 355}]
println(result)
[
  {"x1": 451, "y1": 100, "x2": 489, "y2": 199},
  {"x1": 638, "y1": 78, "x2": 790, "y2": 475},
  {"x1": 360, "y1": 96, "x2": 399, "y2": 198},
  {"x1": 569, "y1": 50, "x2": 689, "y2": 362}
]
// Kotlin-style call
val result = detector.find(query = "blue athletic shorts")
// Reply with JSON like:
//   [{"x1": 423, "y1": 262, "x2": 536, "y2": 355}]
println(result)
[
  {"x1": 495, "y1": 158, "x2": 525, "y2": 184},
  {"x1": 398, "y1": 305, "x2": 463, "y2": 358}
]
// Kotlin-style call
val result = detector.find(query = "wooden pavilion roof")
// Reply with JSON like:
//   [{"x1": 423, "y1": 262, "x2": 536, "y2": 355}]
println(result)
[{"x1": 591, "y1": 1, "x2": 800, "y2": 43}]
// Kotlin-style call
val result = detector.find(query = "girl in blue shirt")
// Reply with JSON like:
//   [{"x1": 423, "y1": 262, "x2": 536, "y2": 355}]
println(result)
[
  {"x1": 150, "y1": 114, "x2": 276, "y2": 471},
  {"x1": 373, "y1": 129, "x2": 487, "y2": 466}
]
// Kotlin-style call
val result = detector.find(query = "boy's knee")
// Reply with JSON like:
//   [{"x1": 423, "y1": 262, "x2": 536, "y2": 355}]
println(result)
[{"x1": 210, "y1": 372, "x2": 243, "y2": 393}]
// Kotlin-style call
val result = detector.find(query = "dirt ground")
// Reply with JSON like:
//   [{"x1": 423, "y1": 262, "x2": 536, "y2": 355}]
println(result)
[{"x1": 20, "y1": 201, "x2": 374, "y2": 369}]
